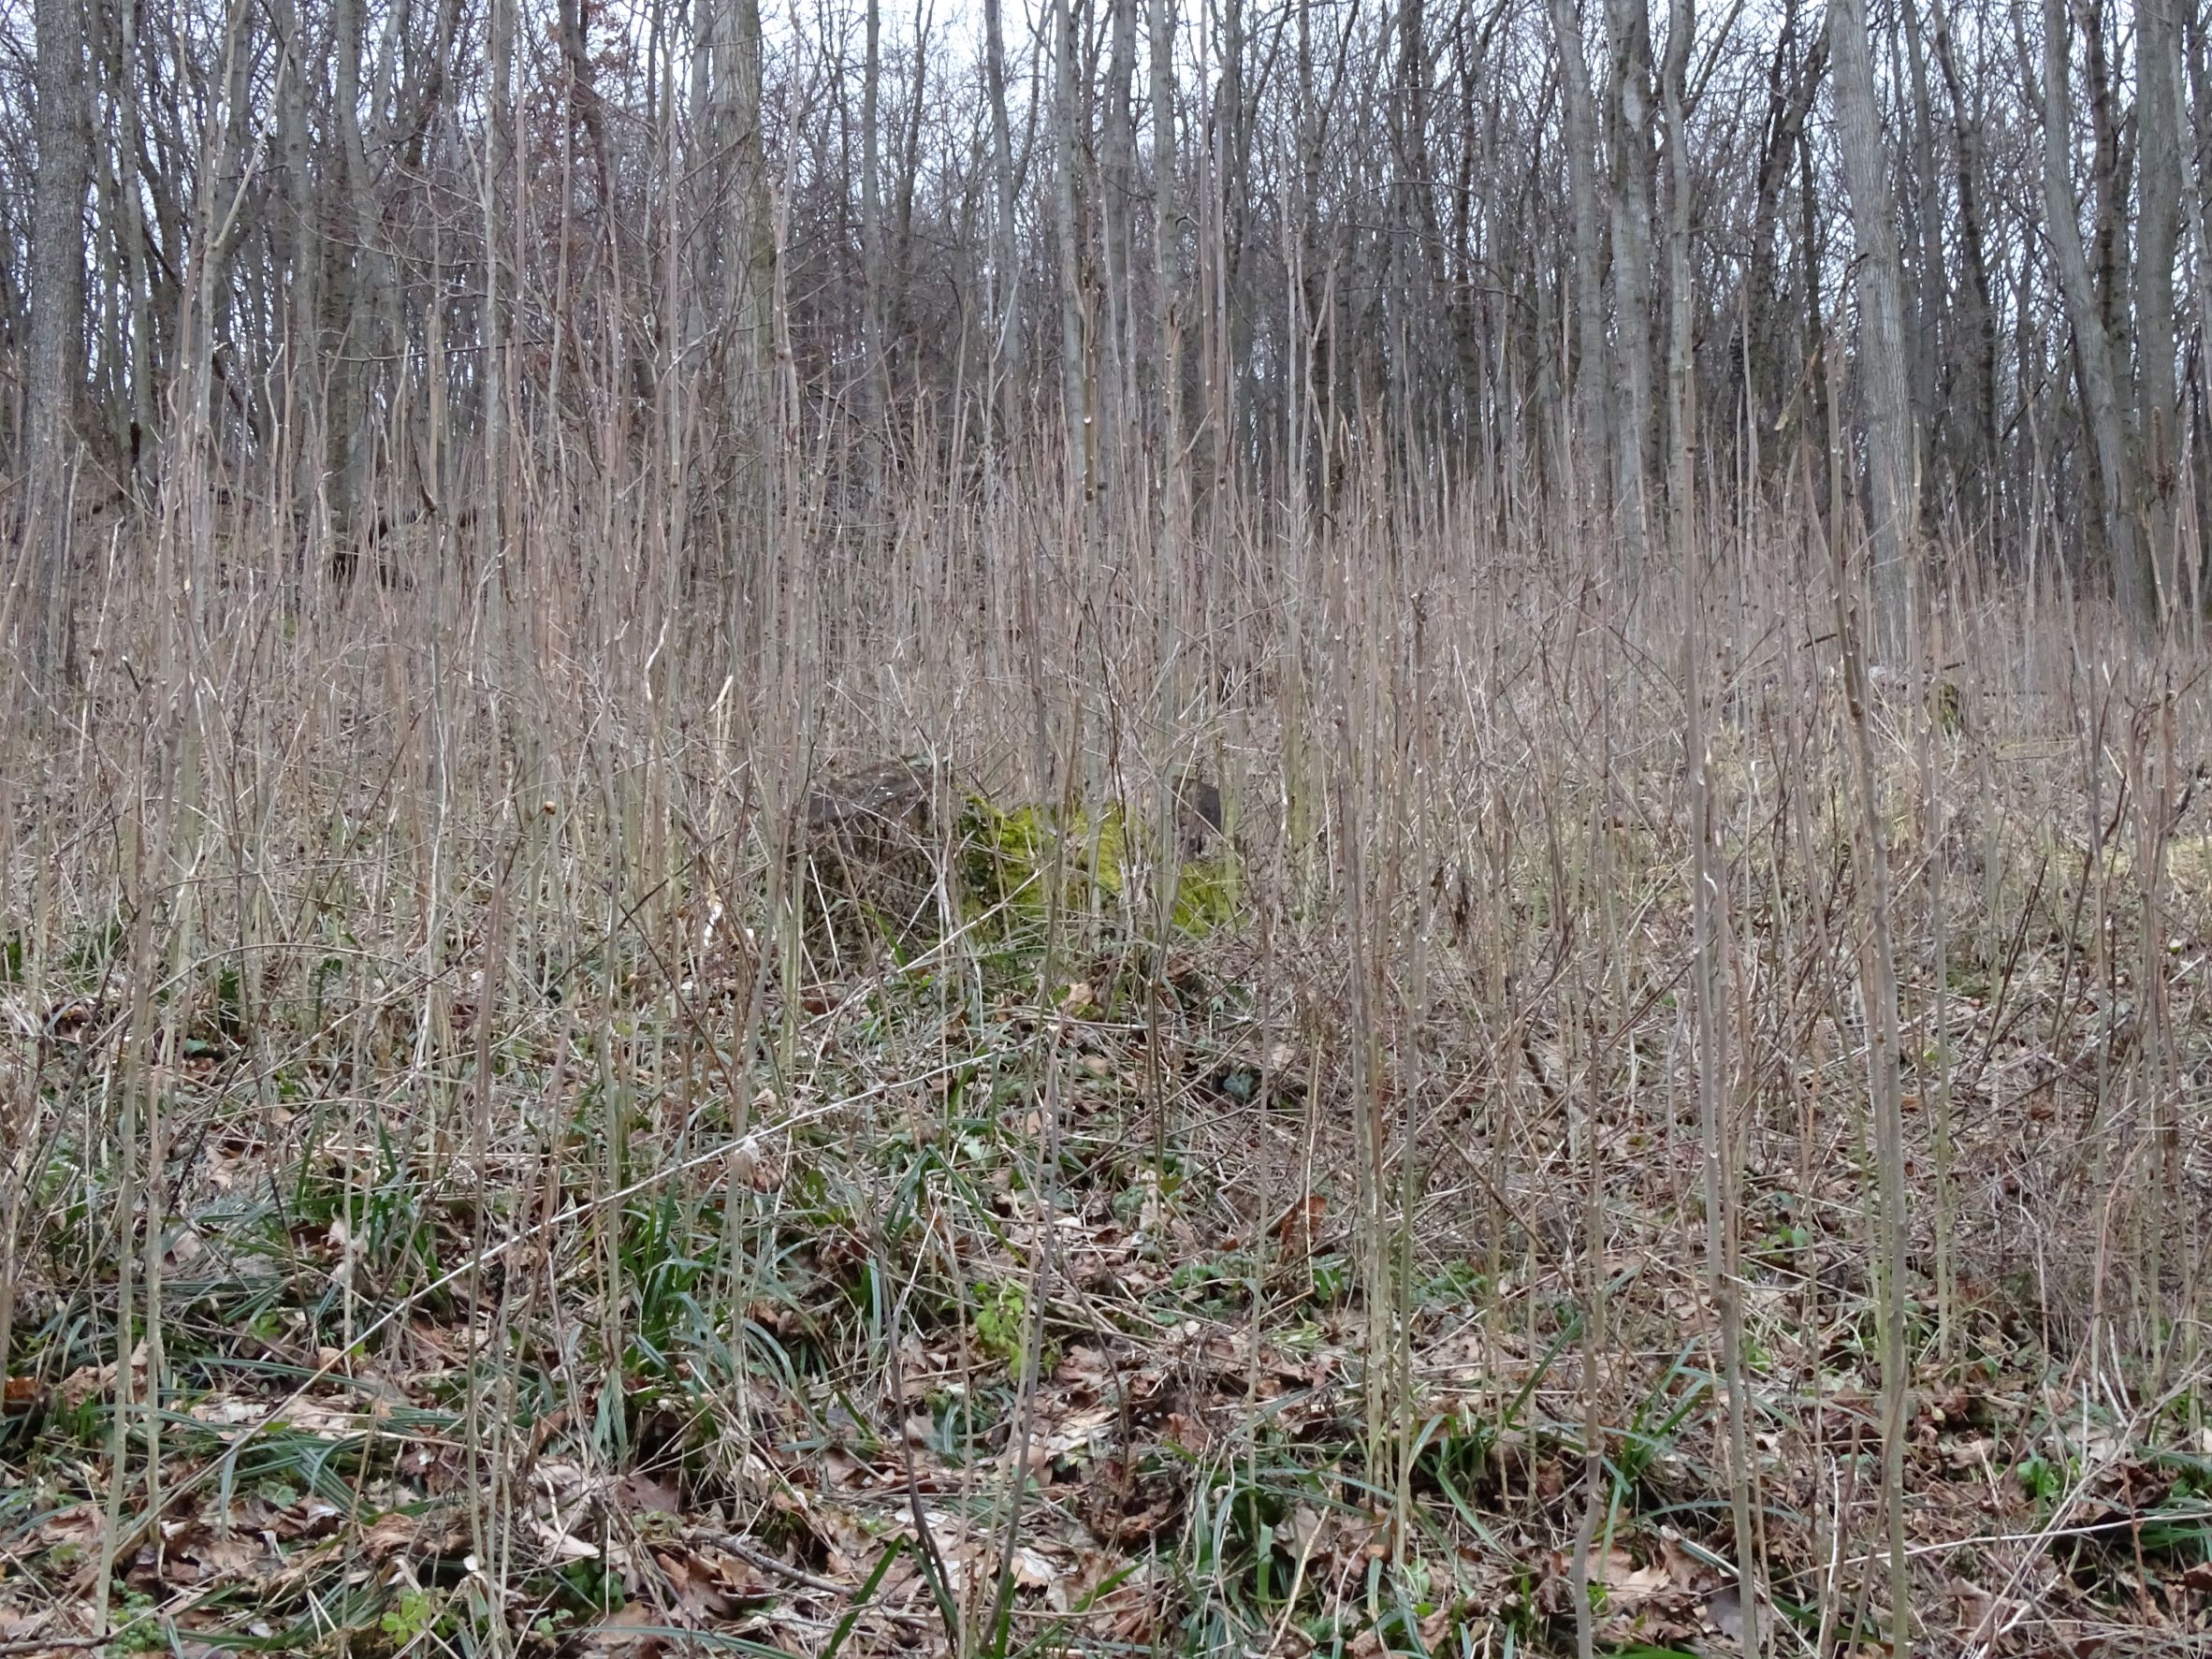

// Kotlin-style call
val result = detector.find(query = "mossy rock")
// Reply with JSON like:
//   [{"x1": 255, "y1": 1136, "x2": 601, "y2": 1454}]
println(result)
[{"x1": 1169, "y1": 854, "x2": 1237, "y2": 934}]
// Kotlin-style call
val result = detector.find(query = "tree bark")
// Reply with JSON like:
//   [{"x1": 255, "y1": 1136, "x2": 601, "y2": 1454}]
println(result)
[
  {"x1": 485, "y1": 0, "x2": 514, "y2": 519},
  {"x1": 1604, "y1": 0, "x2": 1657, "y2": 558},
  {"x1": 1662, "y1": 0, "x2": 1693, "y2": 544},
  {"x1": 1898, "y1": 0, "x2": 1945, "y2": 503},
  {"x1": 21, "y1": 0, "x2": 90, "y2": 685},
  {"x1": 106, "y1": 0, "x2": 156, "y2": 488},
  {"x1": 332, "y1": 0, "x2": 379, "y2": 532},
  {"x1": 2039, "y1": 0, "x2": 2148, "y2": 612},
  {"x1": 1103, "y1": 0, "x2": 1137, "y2": 473},
  {"x1": 709, "y1": 0, "x2": 772, "y2": 508},
  {"x1": 1829, "y1": 0, "x2": 1915, "y2": 652},
  {"x1": 1550, "y1": 0, "x2": 1611, "y2": 481},
  {"x1": 1055, "y1": 0, "x2": 1088, "y2": 492},
  {"x1": 1152, "y1": 0, "x2": 1179, "y2": 438},
  {"x1": 984, "y1": 0, "x2": 1023, "y2": 425},
  {"x1": 269, "y1": 0, "x2": 321, "y2": 526},
  {"x1": 861, "y1": 0, "x2": 886, "y2": 453},
  {"x1": 1930, "y1": 0, "x2": 1998, "y2": 524},
  {"x1": 2134, "y1": 0, "x2": 2182, "y2": 598}
]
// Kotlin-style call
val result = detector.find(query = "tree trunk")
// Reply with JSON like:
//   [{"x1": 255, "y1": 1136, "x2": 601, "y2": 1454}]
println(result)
[
  {"x1": 1055, "y1": 0, "x2": 1088, "y2": 494},
  {"x1": 2039, "y1": 0, "x2": 2148, "y2": 612},
  {"x1": 485, "y1": 0, "x2": 514, "y2": 519},
  {"x1": 1744, "y1": 7, "x2": 1808, "y2": 453},
  {"x1": 1550, "y1": 0, "x2": 1609, "y2": 481},
  {"x1": 984, "y1": 0, "x2": 1023, "y2": 425},
  {"x1": 729, "y1": 0, "x2": 771, "y2": 462},
  {"x1": 861, "y1": 0, "x2": 886, "y2": 455},
  {"x1": 1931, "y1": 0, "x2": 1999, "y2": 528},
  {"x1": 333, "y1": 0, "x2": 379, "y2": 534},
  {"x1": 269, "y1": 0, "x2": 321, "y2": 531},
  {"x1": 1603, "y1": 0, "x2": 1656, "y2": 558},
  {"x1": 1662, "y1": 0, "x2": 1694, "y2": 543},
  {"x1": 890, "y1": 0, "x2": 928, "y2": 369},
  {"x1": 1102, "y1": 0, "x2": 1136, "y2": 475},
  {"x1": 108, "y1": 0, "x2": 155, "y2": 489},
  {"x1": 1152, "y1": 0, "x2": 1179, "y2": 440},
  {"x1": 1829, "y1": 0, "x2": 1915, "y2": 652},
  {"x1": 2134, "y1": 0, "x2": 2182, "y2": 600},
  {"x1": 21, "y1": 0, "x2": 89, "y2": 685},
  {"x1": 1898, "y1": 0, "x2": 1945, "y2": 507}
]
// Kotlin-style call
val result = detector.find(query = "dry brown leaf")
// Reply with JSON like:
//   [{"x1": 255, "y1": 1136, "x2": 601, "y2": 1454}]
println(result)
[
  {"x1": 618, "y1": 1472, "x2": 683, "y2": 1515},
  {"x1": 1585, "y1": 1546, "x2": 1673, "y2": 1607},
  {"x1": 585, "y1": 1601, "x2": 666, "y2": 1652}
]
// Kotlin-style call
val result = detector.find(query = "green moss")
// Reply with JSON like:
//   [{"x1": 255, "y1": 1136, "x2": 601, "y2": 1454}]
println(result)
[
  {"x1": 1171, "y1": 854, "x2": 1238, "y2": 934},
  {"x1": 960, "y1": 799, "x2": 1128, "y2": 918},
  {"x1": 959, "y1": 794, "x2": 1242, "y2": 937}
]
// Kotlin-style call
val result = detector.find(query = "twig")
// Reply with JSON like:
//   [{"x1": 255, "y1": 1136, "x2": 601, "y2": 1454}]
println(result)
[
  {"x1": 707, "y1": 1532, "x2": 848, "y2": 1595},
  {"x1": 886, "y1": 1298, "x2": 964, "y2": 1650}
]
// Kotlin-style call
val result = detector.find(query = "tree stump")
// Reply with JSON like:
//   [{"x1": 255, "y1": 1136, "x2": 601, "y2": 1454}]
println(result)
[
  {"x1": 1173, "y1": 772, "x2": 1224, "y2": 855},
  {"x1": 800, "y1": 758, "x2": 954, "y2": 957}
]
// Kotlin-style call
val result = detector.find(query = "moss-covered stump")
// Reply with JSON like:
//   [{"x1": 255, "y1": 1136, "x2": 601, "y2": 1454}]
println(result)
[
  {"x1": 799, "y1": 762, "x2": 1240, "y2": 958},
  {"x1": 962, "y1": 780, "x2": 1238, "y2": 936},
  {"x1": 959, "y1": 797, "x2": 1131, "y2": 924}
]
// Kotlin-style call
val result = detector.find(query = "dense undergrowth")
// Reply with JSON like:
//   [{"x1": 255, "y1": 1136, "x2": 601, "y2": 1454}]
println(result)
[{"x1": 4, "y1": 485, "x2": 2212, "y2": 1658}]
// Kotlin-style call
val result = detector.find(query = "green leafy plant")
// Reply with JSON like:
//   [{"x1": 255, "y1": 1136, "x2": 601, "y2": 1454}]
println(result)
[
  {"x1": 103, "y1": 1592, "x2": 166, "y2": 1656},
  {"x1": 618, "y1": 1193, "x2": 708, "y2": 1376},
  {"x1": 379, "y1": 1586, "x2": 449, "y2": 1646},
  {"x1": 2016, "y1": 1452, "x2": 2066, "y2": 1506},
  {"x1": 974, "y1": 1277, "x2": 1030, "y2": 1375}
]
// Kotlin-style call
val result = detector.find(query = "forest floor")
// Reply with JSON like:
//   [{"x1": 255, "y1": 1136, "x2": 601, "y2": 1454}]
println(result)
[{"x1": 3, "y1": 843, "x2": 2210, "y2": 1659}]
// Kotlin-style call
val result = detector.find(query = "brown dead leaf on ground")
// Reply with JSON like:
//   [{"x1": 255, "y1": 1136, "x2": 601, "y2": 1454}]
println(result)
[
  {"x1": 616, "y1": 1471, "x2": 684, "y2": 1515},
  {"x1": 359, "y1": 1506, "x2": 469, "y2": 1560},
  {"x1": 583, "y1": 1600, "x2": 669, "y2": 1653}
]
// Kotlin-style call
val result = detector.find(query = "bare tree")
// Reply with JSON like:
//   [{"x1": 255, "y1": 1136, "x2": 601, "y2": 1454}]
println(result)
[
  {"x1": 862, "y1": 0, "x2": 886, "y2": 448},
  {"x1": 1829, "y1": 0, "x2": 1916, "y2": 649},
  {"x1": 1101, "y1": 0, "x2": 1137, "y2": 474},
  {"x1": 1054, "y1": 0, "x2": 1087, "y2": 494},
  {"x1": 1550, "y1": 0, "x2": 1611, "y2": 487},
  {"x1": 1930, "y1": 0, "x2": 1999, "y2": 522},
  {"x1": 1151, "y1": 0, "x2": 1178, "y2": 436},
  {"x1": 985, "y1": 0, "x2": 1023, "y2": 427},
  {"x1": 1604, "y1": 0, "x2": 1657, "y2": 557},
  {"x1": 702, "y1": 0, "x2": 773, "y2": 519},
  {"x1": 2135, "y1": 0, "x2": 2183, "y2": 598},
  {"x1": 2041, "y1": 0, "x2": 2148, "y2": 613},
  {"x1": 0, "y1": 0, "x2": 2203, "y2": 612},
  {"x1": 18, "y1": 0, "x2": 89, "y2": 685}
]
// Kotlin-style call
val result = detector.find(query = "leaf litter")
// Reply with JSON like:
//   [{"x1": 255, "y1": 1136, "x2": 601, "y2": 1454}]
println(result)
[{"x1": 7, "y1": 835, "x2": 2212, "y2": 1656}]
